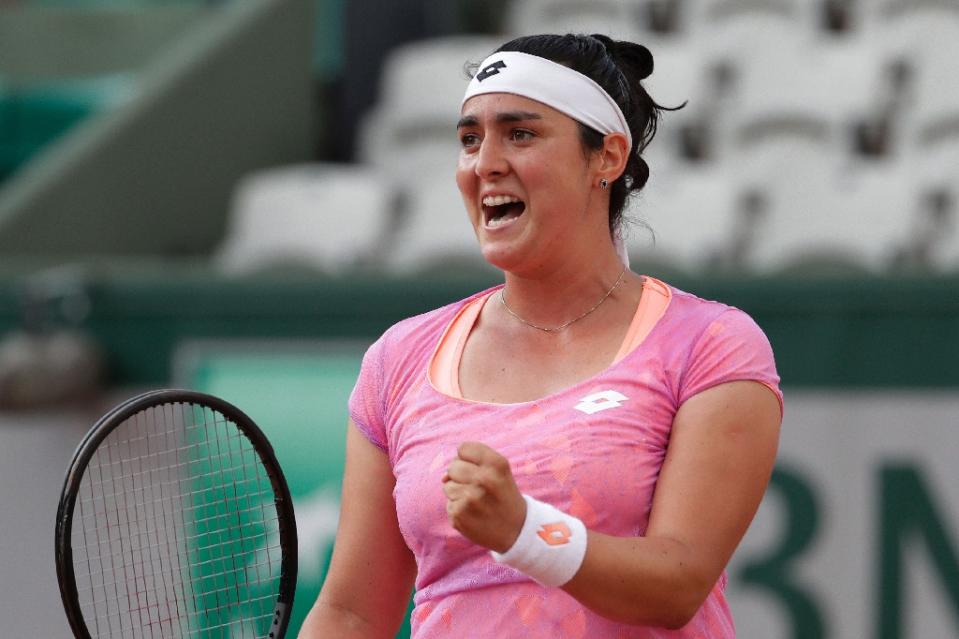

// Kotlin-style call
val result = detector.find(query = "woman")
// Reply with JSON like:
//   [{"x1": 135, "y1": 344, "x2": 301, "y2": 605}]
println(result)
[{"x1": 300, "y1": 33, "x2": 782, "y2": 638}]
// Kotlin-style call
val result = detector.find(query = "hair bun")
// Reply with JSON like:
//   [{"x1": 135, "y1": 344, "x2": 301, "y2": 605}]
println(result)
[
  {"x1": 618, "y1": 41, "x2": 655, "y2": 80},
  {"x1": 589, "y1": 34, "x2": 654, "y2": 80}
]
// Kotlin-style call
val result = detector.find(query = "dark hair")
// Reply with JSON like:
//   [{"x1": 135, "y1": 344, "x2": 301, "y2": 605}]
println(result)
[{"x1": 473, "y1": 34, "x2": 682, "y2": 236}]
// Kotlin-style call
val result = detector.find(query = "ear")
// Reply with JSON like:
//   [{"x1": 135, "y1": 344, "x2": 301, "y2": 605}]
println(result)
[{"x1": 593, "y1": 132, "x2": 630, "y2": 186}]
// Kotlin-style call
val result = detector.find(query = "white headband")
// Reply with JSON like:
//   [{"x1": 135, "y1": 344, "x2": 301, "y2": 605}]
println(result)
[{"x1": 462, "y1": 51, "x2": 632, "y2": 151}]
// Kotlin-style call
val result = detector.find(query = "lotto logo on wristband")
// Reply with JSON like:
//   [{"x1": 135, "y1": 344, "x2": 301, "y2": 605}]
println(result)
[
  {"x1": 492, "y1": 495, "x2": 587, "y2": 587},
  {"x1": 537, "y1": 522, "x2": 573, "y2": 546}
]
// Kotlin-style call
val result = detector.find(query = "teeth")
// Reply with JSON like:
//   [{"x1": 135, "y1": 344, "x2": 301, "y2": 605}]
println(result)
[{"x1": 482, "y1": 194, "x2": 521, "y2": 207}]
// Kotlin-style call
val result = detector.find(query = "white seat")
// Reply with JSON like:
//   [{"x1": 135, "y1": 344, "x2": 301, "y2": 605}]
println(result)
[
  {"x1": 810, "y1": 35, "x2": 887, "y2": 126},
  {"x1": 885, "y1": 184, "x2": 958, "y2": 274},
  {"x1": 907, "y1": 116, "x2": 959, "y2": 193},
  {"x1": 625, "y1": 163, "x2": 740, "y2": 274},
  {"x1": 748, "y1": 158, "x2": 915, "y2": 275},
  {"x1": 721, "y1": 38, "x2": 883, "y2": 161},
  {"x1": 505, "y1": 0, "x2": 642, "y2": 38},
  {"x1": 215, "y1": 164, "x2": 395, "y2": 275},
  {"x1": 835, "y1": 160, "x2": 920, "y2": 271},
  {"x1": 897, "y1": 48, "x2": 959, "y2": 176},
  {"x1": 386, "y1": 178, "x2": 494, "y2": 275},
  {"x1": 897, "y1": 118, "x2": 959, "y2": 273},
  {"x1": 866, "y1": 0, "x2": 959, "y2": 62},
  {"x1": 378, "y1": 35, "x2": 502, "y2": 124},
  {"x1": 357, "y1": 35, "x2": 503, "y2": 184},
  {"x1": 688, "y1": 0, "x2": 815, "y2": 63},
  {"x1": 357, "y1": 106, "x2": 463, "y2": 187},
  {"x1": 939, "y1": 187, "x2": 959, "y2": 273},
  {"x1": 640, "y1": 39, "x2": 713, "y2": 169}
]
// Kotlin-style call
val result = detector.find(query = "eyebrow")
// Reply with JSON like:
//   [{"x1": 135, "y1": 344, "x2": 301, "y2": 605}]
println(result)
[{"x1": 456, "y1": 110, "x2": 544, "y2": 129}]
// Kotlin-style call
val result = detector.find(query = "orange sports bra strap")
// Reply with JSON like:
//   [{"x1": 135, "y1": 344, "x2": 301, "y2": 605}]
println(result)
[
  {"x1": 428, "y1": 292, "x2": 492, "y2": 397},
  {"x1": 612, "y1": 276, "x2": 672, "y2": 364}
]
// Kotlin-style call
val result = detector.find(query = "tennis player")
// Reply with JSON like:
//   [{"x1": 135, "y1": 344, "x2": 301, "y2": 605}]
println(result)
[{"x1": 300, "y1": 33, "x2": 783, "y2": 638}]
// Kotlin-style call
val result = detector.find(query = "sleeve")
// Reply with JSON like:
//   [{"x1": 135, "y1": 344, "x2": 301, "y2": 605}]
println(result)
[
  {"x1": 678, "y1": 308, "x2": 784, "y2": 415},
  {"x1": 348, "y1": 335, "x2": 389, "y2": 452}
]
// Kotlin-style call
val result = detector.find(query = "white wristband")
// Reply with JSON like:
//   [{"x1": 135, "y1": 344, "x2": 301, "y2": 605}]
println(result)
[{"x1": 490, "y1": 494, "x2": 588, "y2": 587}]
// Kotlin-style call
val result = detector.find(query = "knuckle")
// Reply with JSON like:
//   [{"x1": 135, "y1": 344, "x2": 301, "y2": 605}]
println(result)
[
  {"x1": 484, "y1": 464, "x2": 508, "y2": 488},
  {"x1": 477, "y1": 468, "x2": 498, "y2": 489},
  {"x1": 490, "y1": 453, "x2": 509, "y2": 472}
]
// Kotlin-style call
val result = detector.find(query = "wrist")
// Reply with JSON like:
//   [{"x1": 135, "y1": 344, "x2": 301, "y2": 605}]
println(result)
[
  {"x1": 490, "y1": 494, "x2": 588, "y2": 587},
  {"x1": 494, "y1": 493, "x2": 528, "y2": 553}
]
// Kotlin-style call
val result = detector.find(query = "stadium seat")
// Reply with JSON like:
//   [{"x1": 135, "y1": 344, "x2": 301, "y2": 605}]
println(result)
[
  {"x1": 625, "y1": 163, "x2": 740, "y2": 275},
  {"x1": 747, "y1": 156, "x2": 915, "y2": 275},
  {"x1": 673, "y1": 4, "x2": 883, "y2": 169},
  {"x1": 386, "y1": 178, "x2": 495, "y2": 275},
  {"x1": 866, "y1": 0, "x2": 959, "y2": 63},
  {"x1": 727, "y1": 38, "x2": 883, "y2": 157},
  {"x1": 504, "y1": 0, "x2": 643, "y2": 38},
  {"x1": 942, "y1": 189, "x2": 959, "y2": 275},
  {"x1": 356, "y1": 35, "x2": 502, "y2": 184},
  {"x1": 215, "y1": 164, "x2": 397, "y2": 275},
  {"x1": 688, "y1": 0, "x2": 816, "y2": 62},
  {"x1": 640, "y1": 40, "x2": 712, "y2": 167},
  {"x1": 848, "y1": 55, "x2": 913, "y2": 158},
  {"x1": 904, "y1": 113, "x2": 959, "y2": 274},
  {"x1": 886, "y1": 185, "x2": 958, "y2": 274},
  {"x1": 908, "y1": 122, "x2": 959, "y2": 201},
  {"x1": 899, "y1": 44, "x2": 959, "y2": 175}
]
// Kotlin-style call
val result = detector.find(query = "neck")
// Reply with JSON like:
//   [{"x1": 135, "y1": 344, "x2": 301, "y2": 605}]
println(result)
[{"x1": 499, "y1": 249, "x2": 630, "y2": 331}]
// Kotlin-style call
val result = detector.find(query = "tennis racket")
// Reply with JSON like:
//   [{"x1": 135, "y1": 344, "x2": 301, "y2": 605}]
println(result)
[{"x1": 55, "y1": 389, "x2": 297, "y2": 639}]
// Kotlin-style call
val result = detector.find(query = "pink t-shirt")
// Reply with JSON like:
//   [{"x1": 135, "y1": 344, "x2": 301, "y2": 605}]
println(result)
[{"x1": 349, "y1": 278, "x2": 782, "y2": 638}]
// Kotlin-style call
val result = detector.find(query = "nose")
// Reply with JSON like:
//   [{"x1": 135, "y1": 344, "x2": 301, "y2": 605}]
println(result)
[{"x1": 474, "y1": 136, "x2": 509, "y2": 179}]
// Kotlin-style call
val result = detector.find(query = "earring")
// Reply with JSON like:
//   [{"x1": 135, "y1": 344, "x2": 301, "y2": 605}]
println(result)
[{"x1": 600, "y1": 178, "x2": 609, "y2": 190}]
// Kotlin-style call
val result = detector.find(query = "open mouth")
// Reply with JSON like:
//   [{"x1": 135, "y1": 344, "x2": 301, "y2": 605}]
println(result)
[{"x1": 482, "y1": 194, "x2": 526, "y2": 228}]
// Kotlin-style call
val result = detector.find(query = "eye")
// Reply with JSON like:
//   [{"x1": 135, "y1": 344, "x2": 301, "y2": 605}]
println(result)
[
  {"x1": 510, "y1": 129, "x2": 535, "y2": 142},
  {"x1": 460, "y1": 132, "x2": 480, "y2": 148}
]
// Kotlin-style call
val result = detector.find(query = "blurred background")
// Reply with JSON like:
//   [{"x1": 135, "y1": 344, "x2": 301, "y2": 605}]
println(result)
[{"x1": 1, "y1": 0, "x2": 957, "y2": 636}]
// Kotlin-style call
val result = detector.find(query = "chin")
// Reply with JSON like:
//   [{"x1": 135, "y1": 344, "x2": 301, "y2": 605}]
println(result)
[
  {"x1": 481, "y1": 245, "x2": 544, "y2": 277},
  {"x1": 478, "y1": 243, "x2": 520, "y2": 272}
]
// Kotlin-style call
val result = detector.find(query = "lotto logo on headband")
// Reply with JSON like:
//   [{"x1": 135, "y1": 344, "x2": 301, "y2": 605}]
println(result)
[
  {"x1": 537, "y1": 522, "x2": 573, "y2": 546},
  {"x1": 477, "y1": 60, "x2": 507, "y2": 82}
]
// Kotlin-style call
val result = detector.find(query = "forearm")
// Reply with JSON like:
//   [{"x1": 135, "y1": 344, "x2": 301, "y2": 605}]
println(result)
[
  {"x1": 298, "y1": 596, "x2": 397, "y2": 639},
  {"x1": 560, "y1": 530, "x2": 715, "y2": 629},
  {"x1": 298, "y1": 425, "x2": 417, "y2": 639}
]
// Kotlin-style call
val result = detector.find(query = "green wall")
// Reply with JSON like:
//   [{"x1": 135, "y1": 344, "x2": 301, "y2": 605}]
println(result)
[{"x1": 2, "y1": 271, "x2": 957, "y2": 388}]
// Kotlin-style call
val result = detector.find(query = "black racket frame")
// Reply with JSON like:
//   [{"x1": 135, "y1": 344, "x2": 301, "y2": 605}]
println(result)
[{"x1": 55, "y1": 389, "x2": 298, "y2": 639}]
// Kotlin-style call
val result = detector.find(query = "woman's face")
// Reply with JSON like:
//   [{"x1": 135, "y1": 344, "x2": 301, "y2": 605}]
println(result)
[{"x1": 456, "y1": 92, "x2": 602, "y2": 274}]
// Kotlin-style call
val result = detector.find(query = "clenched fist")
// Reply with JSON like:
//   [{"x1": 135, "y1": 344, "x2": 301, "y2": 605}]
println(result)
[{"x1": 442, "y1": 442, "x2": 527, "y2": 553}]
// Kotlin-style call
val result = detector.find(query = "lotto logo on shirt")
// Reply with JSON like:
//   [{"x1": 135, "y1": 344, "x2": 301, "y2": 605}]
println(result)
[
  {"x1": 574, "y1": 390, "x2": 628, "y2": 415},
  {"x1": 537, "y1": 522, "x2": 573, "y2": 546}
]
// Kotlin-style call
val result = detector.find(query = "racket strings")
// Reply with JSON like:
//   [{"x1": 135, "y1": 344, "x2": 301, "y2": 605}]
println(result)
[
  {"x1": 73, "y1": 524, "x2": 282, "y2": 584},
  {"x1": 75, "y1": 488, "x2": 281, "y2": 532},
  {"x1": 79, "y1": 586, "x2": 276, "y2": 630},
  {"x1": 76, "y1": 423, "x2": 260, "y2": 502},
  {"x1": 81, "y1": 610, "x2": 281, "y2": 639},
  {"x1": 72, "y1": 402, "x2": 285, "y2": 638}
]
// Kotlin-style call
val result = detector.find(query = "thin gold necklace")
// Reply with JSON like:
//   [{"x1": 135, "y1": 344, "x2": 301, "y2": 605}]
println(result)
[{"x1": 499, "y1": 265, "x2": 628, "y2": 333}]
